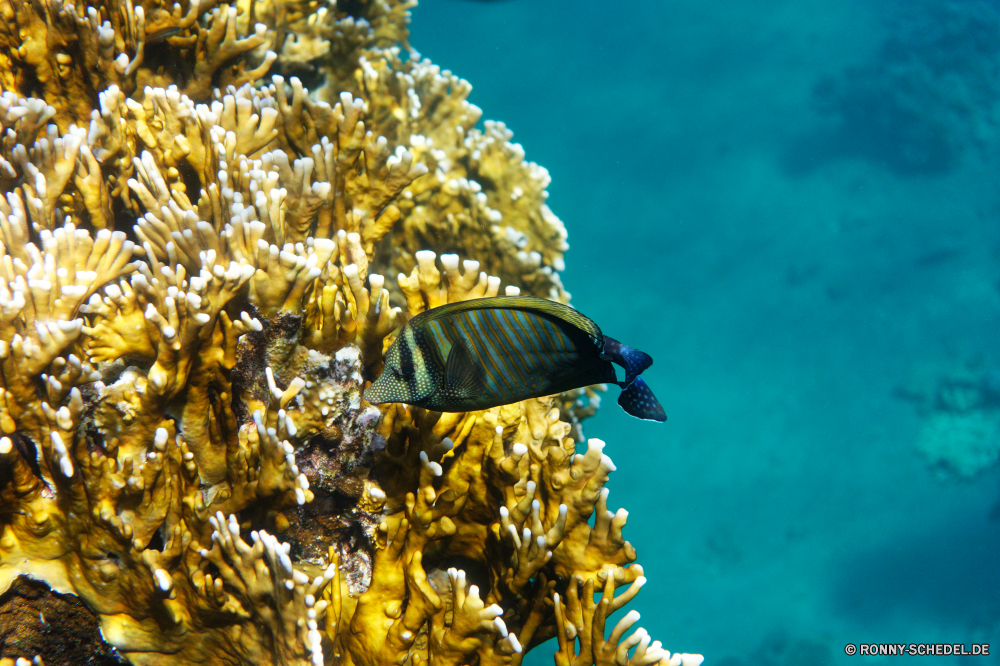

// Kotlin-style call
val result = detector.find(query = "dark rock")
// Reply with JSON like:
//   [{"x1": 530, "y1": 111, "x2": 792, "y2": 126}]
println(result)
[{"x1": 0, "y1": 576, "x2": 128, "y2": 665}]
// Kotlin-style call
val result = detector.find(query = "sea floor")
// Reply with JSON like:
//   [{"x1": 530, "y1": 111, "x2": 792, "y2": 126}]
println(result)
[{"x1": 412, "y1": 1, "x2": 1000, "y2": 664}]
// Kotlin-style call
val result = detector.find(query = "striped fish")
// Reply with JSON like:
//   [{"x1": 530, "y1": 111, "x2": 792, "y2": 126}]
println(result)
[{"x1": 363, "y1": 296, "x2": 666, "y2": 421}]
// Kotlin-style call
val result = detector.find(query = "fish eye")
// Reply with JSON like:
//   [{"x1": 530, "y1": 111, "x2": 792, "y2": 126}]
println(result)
[{"x1": 399, "y1": 353, "x2": 414, "y2": 377}]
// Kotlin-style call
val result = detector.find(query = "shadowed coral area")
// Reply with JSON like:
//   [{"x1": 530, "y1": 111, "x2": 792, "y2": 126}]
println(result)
[
  {"x1": 0, "y1": 577, "x2": 128, "y2": 664},
  {"x1": 0, "y1": 0, "x2": 700, "y2": 664}
]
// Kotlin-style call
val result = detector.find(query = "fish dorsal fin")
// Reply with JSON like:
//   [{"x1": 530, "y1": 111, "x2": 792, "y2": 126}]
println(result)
[
  {"x1": 411, "y1": 296, "x2": 603, "y2": 343},
  {"x1": 444, "y1": 336, "x2": 487, "y2": 399}
]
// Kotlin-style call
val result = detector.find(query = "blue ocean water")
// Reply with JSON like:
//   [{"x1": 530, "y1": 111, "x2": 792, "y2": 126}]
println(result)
[{"x1": 413, "y1": 1, "x2": 1000, "y2": 664}]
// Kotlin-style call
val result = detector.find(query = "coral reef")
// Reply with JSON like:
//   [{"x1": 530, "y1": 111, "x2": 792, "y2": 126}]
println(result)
[
  {"x1": 804, "y1": 0, "x2": 1000, "y2": 174},
  {"x1": 0, "y1": 0, "x2": 700, "y2": 665},
  {"x1": 912, "y1": 372, "x2": 1000, "y2": 479},
  {"x1": 898, "y1": 361, "x2": 1000, "y2": 479},
  {"x1": 714, "y1": 634, "x2": 831, "y2": 666}
]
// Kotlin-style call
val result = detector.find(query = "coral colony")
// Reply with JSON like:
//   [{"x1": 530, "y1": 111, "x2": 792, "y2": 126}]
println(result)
[{"x1": 0, "y1": 0, "x2": 702, "y2": 665}]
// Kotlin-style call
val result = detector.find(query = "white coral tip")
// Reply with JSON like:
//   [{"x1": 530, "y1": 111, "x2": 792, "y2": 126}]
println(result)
[
  {"x1": 154, "y1": 568, "x2": 173, "y2": 592},
  {"x1": 50, "y1": 432, "x2": 66, "y2": 454}
]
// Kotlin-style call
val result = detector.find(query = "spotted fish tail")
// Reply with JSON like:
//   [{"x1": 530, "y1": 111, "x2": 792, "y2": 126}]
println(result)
[{"x1": 617, "y1": 376, "x2": 667, "y2": 422}]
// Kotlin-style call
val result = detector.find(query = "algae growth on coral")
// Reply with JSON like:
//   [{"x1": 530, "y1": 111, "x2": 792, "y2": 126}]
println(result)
[{"x1": 0, "y1": 0, "x2": 700, "y2": 664}]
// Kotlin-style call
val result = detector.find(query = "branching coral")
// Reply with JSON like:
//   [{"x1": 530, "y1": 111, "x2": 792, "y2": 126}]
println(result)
[
  {"x1": 0, "y1": 0, "x2": 700, "y2": 664},
  {"x1": 809, "y1": 0, "x2": 1000, "y2": 174},
  {"x1": 909, "y1": 371, "x2": 1000, "y2": 478}
]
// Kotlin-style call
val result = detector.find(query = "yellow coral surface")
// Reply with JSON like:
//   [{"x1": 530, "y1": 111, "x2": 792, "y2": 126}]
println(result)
[{"x1": 0, "y1": 0, "x2": 700, "y2": 664}]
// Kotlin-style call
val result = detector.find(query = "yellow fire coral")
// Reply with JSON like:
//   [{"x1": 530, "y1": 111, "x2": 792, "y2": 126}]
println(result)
[{"x1": 0, "y1": 0, "x2": 702, "y2": 665}]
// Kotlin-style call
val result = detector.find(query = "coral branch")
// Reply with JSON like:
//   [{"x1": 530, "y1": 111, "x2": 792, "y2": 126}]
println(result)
[{"x1": 0, "y1": 2, "x2": 701, "y2": 665}]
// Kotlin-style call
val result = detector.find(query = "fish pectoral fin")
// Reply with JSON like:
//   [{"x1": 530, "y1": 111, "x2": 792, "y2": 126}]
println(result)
[{"x1": 444, "y1": 337, "x2": 487, "y2": 399}]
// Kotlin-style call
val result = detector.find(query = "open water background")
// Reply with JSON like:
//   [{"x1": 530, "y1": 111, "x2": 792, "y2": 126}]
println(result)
[{"x1": 412, "y1": 1, "x2": 1000, "y2": 664}]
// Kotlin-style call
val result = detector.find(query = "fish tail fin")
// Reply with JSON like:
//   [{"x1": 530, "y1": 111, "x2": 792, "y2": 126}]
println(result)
[
  {"x1": 602, "y1": 336, "x2": 653, "y2": 387},
  {"x1": 617, "y1": 376, "x2": 667, "y2": 422}
]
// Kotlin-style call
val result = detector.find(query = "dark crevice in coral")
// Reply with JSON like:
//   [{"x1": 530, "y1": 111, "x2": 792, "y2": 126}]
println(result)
[
  {"x1": 113, "y1": 202, "x2": 140, "y2": 244},
  {"x1": 84, "y1": 428, "x2": 108, "y2": 458},
  {"x1": 229, "y1": 305, "x2": 269, "y2": 425},
  {"x1": 15, "y1": 68, "x2": 43, "y2": 108},
  {"x1": 177, "y1": 161, "x2": 203, "y2": 202},
  {"x1": 140, "y1": 43, "x2": 190, "y2": 92},
  {"x1": 424, "y1": 555, "x2": 490, "y2": 595},
  {"x1": 94, "y1": 359, "x2": 128, "y2": 386},
  {"x1": 146, "y1": 527, "x2": 165, "y2": 553},
  {"x1": 0, "y1": 433, "x2": 43, "y2": 489},
  {"x1": 273, "y1": 60, "x2": 325, "y2": 93},
  {"x1": 0, "y1": 576, "x2": 129, "y2": 665},
  {"x1": 338, "y1": 0, "x2": 366, "y2": 19}
]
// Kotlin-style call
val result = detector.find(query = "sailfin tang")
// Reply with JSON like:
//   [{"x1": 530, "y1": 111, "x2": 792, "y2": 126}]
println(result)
[
  {"x1": 602, "y1": 336, "x2": 653, "y2": 388},
  {"x1": 617, "y1": 376, "x2": 666, "y2": 422},
  {"x1": 444, "y1": 337, "x2": 487, "y2": 399}
]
